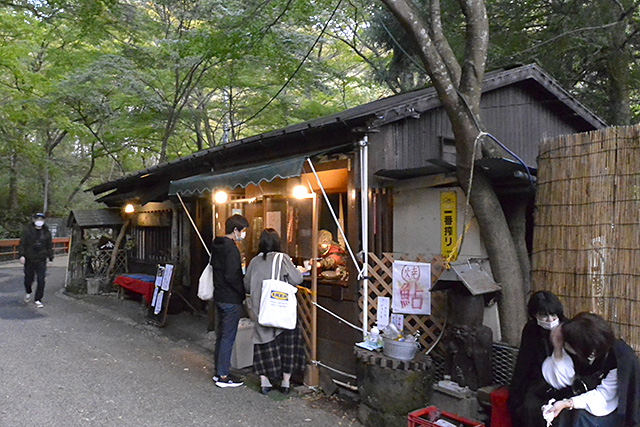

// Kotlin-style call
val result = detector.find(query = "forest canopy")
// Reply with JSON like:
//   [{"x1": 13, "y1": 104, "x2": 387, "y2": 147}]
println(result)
[{"x1": 1, "y1": 0, "x2": 637, "y2": 237}]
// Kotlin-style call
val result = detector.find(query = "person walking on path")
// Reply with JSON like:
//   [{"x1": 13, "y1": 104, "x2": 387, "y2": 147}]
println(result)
[
  {"x1": 244, "y1": 228, "x2": 305, "y2": 395},
  {"x1": 211, "y1": 214, "x2": 249, "y2": 388},
  {"x1": 18, "y1": 212, "x2": 54, "y2": 308}
]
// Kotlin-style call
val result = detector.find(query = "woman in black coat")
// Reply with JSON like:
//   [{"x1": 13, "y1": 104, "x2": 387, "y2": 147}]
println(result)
[{"x1": 508, "y1": 291, "x2": 566, "y2": 427}]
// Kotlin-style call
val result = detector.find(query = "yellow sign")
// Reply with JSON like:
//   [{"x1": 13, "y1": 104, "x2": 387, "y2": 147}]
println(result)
[{"x1": 440, "y1": 191, "x2": 457, "y2": 261}]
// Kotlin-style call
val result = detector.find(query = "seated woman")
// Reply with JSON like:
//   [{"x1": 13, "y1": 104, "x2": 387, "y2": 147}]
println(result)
[
  {"x1": 543, "y1": 312, "x2": 640, "y2": 427},
  {"x1": 508, "y1": 291, "x2": 566, "y2": 427},
  {"x1": 243, "y1": 228, "x2": 305, "y2": 395}
]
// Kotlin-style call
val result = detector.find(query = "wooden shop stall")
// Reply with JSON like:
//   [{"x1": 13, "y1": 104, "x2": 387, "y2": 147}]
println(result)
[{"x1": 168, "y1": 153, "x2": 364, "y2": 384}]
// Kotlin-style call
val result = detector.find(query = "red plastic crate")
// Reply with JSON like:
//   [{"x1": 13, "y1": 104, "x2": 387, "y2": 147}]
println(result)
[{"x1": 408, "y1": 406, "x2": 485, "y2": 427}]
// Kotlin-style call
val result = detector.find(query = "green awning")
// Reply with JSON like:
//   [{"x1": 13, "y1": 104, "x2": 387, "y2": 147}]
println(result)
[{"x1": 168, "y1": 156, "x2": 307, "y2": 196}]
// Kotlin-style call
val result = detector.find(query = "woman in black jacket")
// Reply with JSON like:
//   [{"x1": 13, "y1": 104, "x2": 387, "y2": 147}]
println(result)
[{"x1": 508, "y1": 291, "x2": 566, "y2": 427}]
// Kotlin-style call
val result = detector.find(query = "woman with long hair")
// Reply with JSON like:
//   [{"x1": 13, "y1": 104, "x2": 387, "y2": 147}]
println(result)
[
  {"x1": 243, "y1": 228, "x2": 304, "y2": 395},
  {"x1": 508, "y1": 291, "x2": 567, "y2": 427}
]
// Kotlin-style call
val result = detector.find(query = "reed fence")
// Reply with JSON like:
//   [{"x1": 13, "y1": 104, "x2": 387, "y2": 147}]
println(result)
[{"x1": 532, "y1": 125, "x2": 640, "y2": 352}]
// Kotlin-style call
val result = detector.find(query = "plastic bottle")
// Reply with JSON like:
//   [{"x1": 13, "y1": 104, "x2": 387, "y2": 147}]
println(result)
[{"x1": 369, "y1": 326, "x2": 380, "y2": 343}]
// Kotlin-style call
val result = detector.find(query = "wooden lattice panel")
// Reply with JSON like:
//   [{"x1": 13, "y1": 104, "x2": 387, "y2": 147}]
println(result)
[
  {"x1": 360, "y1": 253, "x2": 447, "y2": 354},
  {"x1": 297, "y1": 289, "x2": 313, "y2": 362},
  {"x1": 91, "y1": 250, "x2": 128, "y2": 276}
]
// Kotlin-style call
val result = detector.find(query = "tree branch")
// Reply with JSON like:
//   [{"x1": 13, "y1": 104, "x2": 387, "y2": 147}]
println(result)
[
  {"x1": 379, "y1": 0, "x2": 458, "y2": 110},
  {"x1": 429, "y1": 0, "x2": 461, "y2": 85}
]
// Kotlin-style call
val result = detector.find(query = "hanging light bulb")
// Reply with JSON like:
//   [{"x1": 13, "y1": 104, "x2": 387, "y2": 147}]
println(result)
[
  {"x1": 214, "y1": 190, "x2": 228, "y2": 204},
  {"x1": 293, "y1": 185, "x2": 310, "y2": 199}
]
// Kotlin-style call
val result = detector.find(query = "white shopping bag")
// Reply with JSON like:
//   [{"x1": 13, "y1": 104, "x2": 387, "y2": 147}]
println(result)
[
  {"x1": 197, "y1": 255, "x2": 214, "y2": 301},
  {"x1": 258, "y1": 253, "x2": 297, "y2": 330}
]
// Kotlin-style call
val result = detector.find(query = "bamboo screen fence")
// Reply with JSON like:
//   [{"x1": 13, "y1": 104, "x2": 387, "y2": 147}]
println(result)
[
  {"x1": 360, "y1": 253, "x2": 447, "y2": 354},
  {"x1": 532, "y1": 125, "x2": 640, "y2": 353}
]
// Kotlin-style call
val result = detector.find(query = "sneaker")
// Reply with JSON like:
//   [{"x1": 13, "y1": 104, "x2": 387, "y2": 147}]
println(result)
[
  {"x1": 24, "y1": 293, "x2": 32, "y2": 303},
  {"x1": 34, "y1": 300, "x2": 43, "y2": 308},
  {"x1": 212, "y1": 375, "x2": 219, "y2": 382},
  {"x1": 215, "y1": 375, "x2": 243, "y2": 388}
]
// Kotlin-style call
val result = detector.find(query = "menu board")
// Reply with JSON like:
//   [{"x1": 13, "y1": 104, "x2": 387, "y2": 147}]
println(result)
[{"x1": 147, "y1": 264, "x2": 174, "y2": 327}]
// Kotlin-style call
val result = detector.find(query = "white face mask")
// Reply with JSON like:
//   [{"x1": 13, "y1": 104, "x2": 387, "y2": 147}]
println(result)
[
  {"x1": 537, "y1": 317, "x2": 560, "y2": 330},
  {"x1": 34, "y1": 220, "x2": 44, "y2": 228},
  {"x1": 235, "y1": 229, "x2": 246, "y2": 241}
]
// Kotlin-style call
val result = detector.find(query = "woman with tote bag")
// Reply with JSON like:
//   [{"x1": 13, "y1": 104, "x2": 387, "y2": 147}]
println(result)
[{"x1": 244, "y1": 228, "x2": 304, "y2": 395}]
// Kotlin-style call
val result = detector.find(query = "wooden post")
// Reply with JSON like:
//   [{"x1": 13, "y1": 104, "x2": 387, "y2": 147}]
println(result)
[
  {"x1": 305, "y1": 192, "x2": 320, "y2": 386},
  {"x1": 208, "y1": 197, "x2": 217, "y2": 331},
  {"x1": 107, "y1": 216, "x2": 130, "y2": 281}
]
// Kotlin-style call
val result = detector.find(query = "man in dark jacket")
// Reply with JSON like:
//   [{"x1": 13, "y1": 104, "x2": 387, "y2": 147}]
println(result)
[
  {"x1": 211, "y1": 214, "x2": 249, "y2": 388},
  {"x1": 18, "y1": 213, "x2": 54, "y2": 308}
]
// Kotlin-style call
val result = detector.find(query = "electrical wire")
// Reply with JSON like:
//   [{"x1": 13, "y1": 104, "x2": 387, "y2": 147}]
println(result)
[{"x1": 237, "y1": 0, "x2": 344, "y2": 127}]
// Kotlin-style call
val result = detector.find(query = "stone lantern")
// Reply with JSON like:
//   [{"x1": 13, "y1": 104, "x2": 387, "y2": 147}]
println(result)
[{"x1": 430, "y1": 260, "x2": 501, "y2": 391}]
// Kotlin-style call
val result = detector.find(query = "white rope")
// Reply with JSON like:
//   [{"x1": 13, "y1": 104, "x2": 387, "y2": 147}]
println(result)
[
  {"x1": 312, "y1": 300, "x2": 363, "y2": 332},
  {"x1": 312, "y1": 360, "x2": 358, "y2": 379},
  {"x1": 306, "y1": 158, "x2": 366, "y2": 279},
  {"x1": 424, "y1": 312, "x2": 448, "y2": 356},
  {"x1": 176, "y1": 193, "x2": 210, "y2": 257}
]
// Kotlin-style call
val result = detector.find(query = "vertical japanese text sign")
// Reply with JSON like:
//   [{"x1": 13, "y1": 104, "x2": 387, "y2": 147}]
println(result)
[
  {"x1": 392, "y1": 261, "x2": 431, "y2": 315},
  {"x1": 441, "y1": 191, "x2": 457, "y2": 261}
]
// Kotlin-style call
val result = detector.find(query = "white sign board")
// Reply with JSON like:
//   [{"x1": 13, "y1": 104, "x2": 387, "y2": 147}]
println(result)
[
  {"x1": 376, "y1": 296, "x2": 390, "y2": 328},
  {"x1": 392, "y1": 260, "x2": 431, "y2": 315}
]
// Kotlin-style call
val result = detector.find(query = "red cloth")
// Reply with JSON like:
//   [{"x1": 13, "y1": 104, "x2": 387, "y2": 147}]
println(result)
[
  {"x1": 114, "y1": 275, "x2": 155, "y2": 305},
  {"x1": 490, "y1": 386, "x2": 512, "y2": 427}
]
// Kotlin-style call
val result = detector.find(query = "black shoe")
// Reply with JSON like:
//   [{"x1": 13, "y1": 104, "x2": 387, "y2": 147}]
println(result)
[
  {"x1": 260, "y1": 386, "x2": 272, "y2": 395},
  {"x1": 215, "y1": 375, "x2": 243, "y2": 388},
  {"x1": 281, "y1": 386, "x2": 290, "y2": 395}
]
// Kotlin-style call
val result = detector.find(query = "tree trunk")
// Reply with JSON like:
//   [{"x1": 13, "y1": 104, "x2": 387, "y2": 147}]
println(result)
[
  {"x1": 380, "y1": 0, "x2": 528, "y2": 345},
  {"x1": 9, "y1": 151, "x2": 18, "y2": 209},
  {"x1": 455, "y1": 124, "x2": 528, "y2": 345},
  {"x1": 107, "y1": 218, "x2": 131, "y2": 281},
  {"x1": 42, "y1": 160, "x2": 49, "y2": 214},
  {"x1": 504, "y1": 194, "x2": 532, "y2": 297},
  {"x1": 606, "y1": 20, "x2": 631, "y2": 125}
]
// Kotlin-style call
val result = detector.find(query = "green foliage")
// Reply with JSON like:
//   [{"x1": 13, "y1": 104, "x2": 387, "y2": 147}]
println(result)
[
  {"x1": 486, "y1": 0, "x2": 640, "y2": 125},
  {"x1": 0, "y1": 0, "x2": 390, "y2": 232}
]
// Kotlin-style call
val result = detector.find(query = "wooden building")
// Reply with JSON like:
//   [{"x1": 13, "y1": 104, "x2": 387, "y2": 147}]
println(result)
[{"x1": 89, "y1": 64, "x2": 605, "y2": 380}]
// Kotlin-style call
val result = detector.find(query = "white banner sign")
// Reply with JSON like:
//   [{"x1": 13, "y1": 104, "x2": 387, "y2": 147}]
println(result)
[{"x1": 392, "y1": 260, "x2": 431, "y2": 315}]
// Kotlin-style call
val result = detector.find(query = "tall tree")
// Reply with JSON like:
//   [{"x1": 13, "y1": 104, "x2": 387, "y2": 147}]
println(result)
[
  {"x1": 488, "y1": 0, "x2": 640, "y2": 125},
  {"x1": 379, "y1": 0, "x2": 527, "y2": 345}
]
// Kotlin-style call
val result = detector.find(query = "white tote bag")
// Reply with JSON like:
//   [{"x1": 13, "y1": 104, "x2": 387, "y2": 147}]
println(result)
[
  {"x1": 258, "y1": 253, "x2": 298, "y2": 330},
  {"x1": 197, "y1": 254, "x2": 214, "y2": 301}
]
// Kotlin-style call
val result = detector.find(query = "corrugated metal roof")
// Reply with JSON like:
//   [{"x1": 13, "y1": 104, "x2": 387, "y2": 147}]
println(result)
[
  {"x1": 67, "y1": 209, "x2": 123, "y2": 228},
  {"x1": 88, "y1": 64, "x2": 606, "y2": 202}
]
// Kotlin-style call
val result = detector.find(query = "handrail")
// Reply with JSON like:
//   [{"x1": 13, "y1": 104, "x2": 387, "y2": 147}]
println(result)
[{"x1": 0, "y1": 237, "x2": 70, "y2": 261}]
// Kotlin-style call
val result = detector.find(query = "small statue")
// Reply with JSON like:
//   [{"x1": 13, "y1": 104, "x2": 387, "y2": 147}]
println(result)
[
  {"x1": 317, "y1": 229, "x2": 348, "y2": 281},
  {"x1": 444, "y1": 323, "x2": 493, "y2": 391}
]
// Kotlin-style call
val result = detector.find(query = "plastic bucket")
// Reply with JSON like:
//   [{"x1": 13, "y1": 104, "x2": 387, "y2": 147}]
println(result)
[{"x1": 382, "y1": 336, "x2": 417, "y2": 361}]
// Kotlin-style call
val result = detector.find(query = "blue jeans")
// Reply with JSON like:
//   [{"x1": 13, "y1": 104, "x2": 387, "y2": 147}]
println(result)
[{"x1": 214, "y1": 302, "x2": 243, "y2": 378}]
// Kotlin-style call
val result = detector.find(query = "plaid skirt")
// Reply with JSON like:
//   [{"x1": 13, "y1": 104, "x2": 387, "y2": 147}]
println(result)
[{"x1": 253, "y1": 327, "x2": 306, "y2": 379}]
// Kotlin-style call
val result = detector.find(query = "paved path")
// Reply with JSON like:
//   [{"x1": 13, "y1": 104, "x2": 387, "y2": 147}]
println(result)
[{"x1": 0, "y1": 258, "x2": 361, "y2": 426}]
